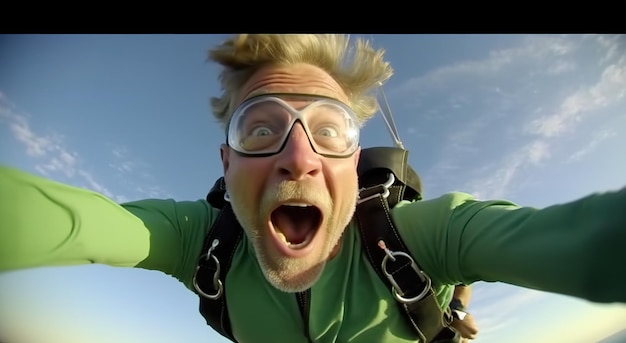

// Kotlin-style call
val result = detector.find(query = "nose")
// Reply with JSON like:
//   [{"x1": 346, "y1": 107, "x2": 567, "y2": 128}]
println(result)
[{"x1": 275, "y1": 122, "x2": 322, "y2": 180}]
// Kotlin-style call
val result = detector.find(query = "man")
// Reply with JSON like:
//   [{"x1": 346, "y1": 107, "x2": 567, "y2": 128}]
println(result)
[{"x1": 1, "y1": 34, "x2": 625, "y2": 343}]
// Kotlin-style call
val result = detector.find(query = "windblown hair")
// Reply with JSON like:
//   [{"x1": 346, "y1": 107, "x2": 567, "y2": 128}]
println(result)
[{"x1": 207, "y1": 34, "x2": 394, "y2": 128}]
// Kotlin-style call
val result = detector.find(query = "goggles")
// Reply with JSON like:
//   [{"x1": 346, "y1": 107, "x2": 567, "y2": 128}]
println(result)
[{"x1": 226, "y1": 94, "x2": 361, "y2": 158}]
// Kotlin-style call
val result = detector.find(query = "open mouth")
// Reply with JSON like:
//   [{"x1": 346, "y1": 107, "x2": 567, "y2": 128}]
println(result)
[{"x1": 270, "y1": 202, "x2": 322, "y2": 250}]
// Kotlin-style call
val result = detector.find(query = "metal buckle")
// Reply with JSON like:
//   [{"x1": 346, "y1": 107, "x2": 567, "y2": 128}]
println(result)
[
  {"x1": 357, "y1": 173, "x2": 395, "y2": 204},
  {"x1": 378, "y1": 240, "x2": 431, "y2": 304},
  {"x1": 192, "y1": 239, "x2": 224, "y2": 300}
]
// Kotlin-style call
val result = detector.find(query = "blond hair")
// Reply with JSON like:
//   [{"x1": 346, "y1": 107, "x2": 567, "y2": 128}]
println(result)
[{"x1": 207, "y1": 34, "x2": 393, "y2": 128}]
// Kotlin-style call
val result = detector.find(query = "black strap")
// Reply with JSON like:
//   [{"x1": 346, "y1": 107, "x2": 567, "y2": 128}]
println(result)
[
  {"x1": 355, "y1": 146, "x2": 459, "y2": 343},
  {"x1": 206, "y1": 176, "x2": 228, "y2": 209},
  {"x1": 357, "y1": 146, "x2": 422, "y2": 203},
  {"x1": 199, "y1": 178, "x2": 312, "y2": 342},
  {"x1": 355, "y1": 192, "x2": 459, "y2": 343},
  {"x1": 196, "y1": 203, "x2": 243, "y2": 342}
]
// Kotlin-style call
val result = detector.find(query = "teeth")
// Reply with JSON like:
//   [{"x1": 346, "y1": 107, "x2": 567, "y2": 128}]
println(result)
[
  {"x1": 274, "y1": 229, "x2": 314, "y2": 249},
  {"x1": 283, "y1": 202, "x2": 311, "y2": 207},
  {"x1": 276, "y1": 231, "x2": 288, "y2": 244}
]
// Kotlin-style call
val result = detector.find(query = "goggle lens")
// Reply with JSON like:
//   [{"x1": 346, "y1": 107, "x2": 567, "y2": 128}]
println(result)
[{"x1": 227, "y1": 95, "x2": 360, "y2": 157}]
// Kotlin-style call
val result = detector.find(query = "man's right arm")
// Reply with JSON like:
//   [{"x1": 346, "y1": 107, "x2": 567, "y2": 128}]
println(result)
[{"x1": 0, "y1": 165, "x2": 215, "y2": 287}]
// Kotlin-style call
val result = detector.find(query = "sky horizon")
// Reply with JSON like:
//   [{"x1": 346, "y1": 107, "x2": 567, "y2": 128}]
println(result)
[{"x1": 1, "y1": 33, "x2": 625, "y2": 343}]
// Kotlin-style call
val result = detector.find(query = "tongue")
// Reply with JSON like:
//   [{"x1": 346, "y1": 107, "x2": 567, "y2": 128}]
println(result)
[{"x1": 272, "y1": 206, "x2": 316, "y2": 244}]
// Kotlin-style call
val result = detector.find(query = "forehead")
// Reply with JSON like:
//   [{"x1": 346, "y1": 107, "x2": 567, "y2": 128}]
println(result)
[{"x1": 236, "y1": 63, "x2": 349, "y2": 106}]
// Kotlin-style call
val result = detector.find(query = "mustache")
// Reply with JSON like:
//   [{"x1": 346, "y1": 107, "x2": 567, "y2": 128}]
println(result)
[{"x1": 262, "y1": 181, "x2": 331, "y2": 207}]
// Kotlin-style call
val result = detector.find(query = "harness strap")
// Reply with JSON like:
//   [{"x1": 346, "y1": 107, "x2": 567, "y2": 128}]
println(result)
[
  {"x1": 355, "y1": 147, "x2": 459, "y2": 343},
  {"x1": 195, "y1": 202, "x2": 243, "y2": 342},
  {"x1": 198, "y1": 177, "x2": 313, "y2": 342},
  {"x1": 355, "y1": 193, "x2": 458, "y2": 343},
  {"x1": 357, "y1": 146, "x2": 422, "y2": 202}
]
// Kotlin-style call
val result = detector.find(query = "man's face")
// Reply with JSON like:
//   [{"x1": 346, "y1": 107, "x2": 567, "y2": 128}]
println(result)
[{"x1": 220, "y1": 63, "x2": 361, "y2": 292}]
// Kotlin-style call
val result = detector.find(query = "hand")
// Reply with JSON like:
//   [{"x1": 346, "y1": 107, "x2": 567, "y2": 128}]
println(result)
[{"x1": 450, "y1": 312, "x2": 478, "y2": 341}]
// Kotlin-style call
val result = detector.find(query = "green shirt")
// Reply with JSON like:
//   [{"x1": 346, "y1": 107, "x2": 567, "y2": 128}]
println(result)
[{"x1": 2, "y1": 165, "x2": 625, "y2": 342}]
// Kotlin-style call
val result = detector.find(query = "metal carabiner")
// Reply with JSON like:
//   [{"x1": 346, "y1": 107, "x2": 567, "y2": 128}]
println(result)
[
  {"x1": 192, "y1": 239, "x2": 224, "y2": 300},
  {"x1": 379, "y1": 240, "x2": 431, "y2": 304},
  {"x1": 357, "y1": 173, "x2": 395, "y2": 204}
]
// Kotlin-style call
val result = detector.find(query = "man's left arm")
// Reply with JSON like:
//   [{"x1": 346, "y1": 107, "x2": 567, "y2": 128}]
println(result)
[
  {"x1": 451, "y1": 187, "x2": 626, "y2": 303},
  {"x1": 391, "y1": 187, "x2": 626, "y2": 304}
]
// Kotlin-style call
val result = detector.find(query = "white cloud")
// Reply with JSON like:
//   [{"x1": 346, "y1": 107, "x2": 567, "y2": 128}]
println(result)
[
  {"x1": 2, "y1": 92, "x2": 173, "y2": 202},
  {"x1": 526, "y1": 55, "x2": 625, "y2": 139},
  {"x1": 111, "y1": 146, "x2": 126, "y2": 159},
  {"x1": 77, "y1": 170, "x2": 116, "y2": 199},
  {"x1": 589, "y1": 34, "x2": 625, "y2": 65},
  {"x1": 114, "y1": 161, "x2": 134, "y2": 173},
  {"x1": 2, "y1": 108, "x2": 64, "y2": 160},
  {"x1": 465, "y1": 152, "x2": 524, "y2": 200},
  {"x1": 394, "y1": 35, "x2": 577, "y2": 97},
  {"x1": 568, "y1": 129, "x2": 617, "y2": 162},
  {"x1": 105, "y1": 143, "x2": 172, "y2": 200},
  {"x1": 546, "y1": 59, "x2": 576, "y2": 75},
  {"x1": 401, "y1": 35, "x2": 625, "y2": 200},
  {"x1": 135, "y1": 185, "x2": 170, "y2": 199},
  {"x1": 9, "y1": 117, "x2": 52, "y2": 157},
  {"x1": 469, "y1": 284, "x2": 547, "y2": 339},
  {"x1": 0, "y1": 93, "x2": 128, "y2": 203},
  {"x1": 474, "y1": 286, "x2": 545, "y2": 317},
  {"x1": 417, "y1": 111, "x2": 493, "y2": 195},
  {"x1": 36, "y1": 153, "x2": 78, "y2": 178}
]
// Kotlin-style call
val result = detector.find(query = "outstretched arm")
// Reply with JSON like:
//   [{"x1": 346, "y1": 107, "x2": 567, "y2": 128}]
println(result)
[
  {"x1": 392, "y1": 187, "x2": 626, "y2": 304},
  {"x1": 0, "y1": 165, "x2": 215, "y2": 288},
  {"x1": 453, "y1": 187, "x2": 626, "y2": 303}
]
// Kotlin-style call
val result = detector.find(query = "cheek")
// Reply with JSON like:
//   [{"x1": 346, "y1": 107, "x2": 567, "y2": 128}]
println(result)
[
  {"x1": 326, "y1": 159, "x2": 359, "y2": 197},
  {"x1": 224, "y1": 157, "x2": 271, "y2": 198}
]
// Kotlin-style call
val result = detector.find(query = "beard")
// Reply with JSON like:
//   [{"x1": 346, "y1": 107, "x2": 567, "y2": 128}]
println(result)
[{"x1": 227, "y1": 178, "x2": 359, "y2": 293}]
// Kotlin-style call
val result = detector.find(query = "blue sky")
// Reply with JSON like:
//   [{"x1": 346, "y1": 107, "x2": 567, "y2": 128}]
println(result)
[{"x1": 1, "y1": 34, "x2": 625, "y2": 343}]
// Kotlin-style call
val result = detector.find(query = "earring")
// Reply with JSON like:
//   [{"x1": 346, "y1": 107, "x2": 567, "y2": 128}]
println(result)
[{"x1": 224, "y1": 191, "x2": 231, "y2": 202}]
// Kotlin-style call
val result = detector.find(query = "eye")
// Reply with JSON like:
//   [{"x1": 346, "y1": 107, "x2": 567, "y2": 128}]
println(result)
[
  {"x1": 316, "y1": 126, "x2": 339, "y2": 137},
  {"x1": 251, "y1": 126, "x2": 274, "y2": 136}
]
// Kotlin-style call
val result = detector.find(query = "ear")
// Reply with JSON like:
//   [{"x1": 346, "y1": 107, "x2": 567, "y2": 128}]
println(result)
[{"x1": 220, "y1": 144, "x2": 230, "y2": 174}]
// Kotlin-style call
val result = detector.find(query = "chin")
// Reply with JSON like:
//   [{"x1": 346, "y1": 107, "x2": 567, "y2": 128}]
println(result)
[
  {"x1": 261, "y1": 258, "x2": 326, "y2": 293},
  {"x1": 250, "y1": 236, "x2": 324, "y2": 292}
]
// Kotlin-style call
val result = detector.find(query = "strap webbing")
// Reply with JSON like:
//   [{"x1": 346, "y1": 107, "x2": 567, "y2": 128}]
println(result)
[
  {"x1": 196, "y1": 203, "x2": 243, "y2": 342},
  {"x1": 355, "y1": 193, "x2": 459, "y2": 343},
  {"x1": 198, "y1": 183, "x2": 312, "y2": 342}
]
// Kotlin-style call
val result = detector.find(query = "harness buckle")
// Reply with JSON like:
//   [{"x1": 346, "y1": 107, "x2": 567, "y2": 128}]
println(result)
[
  {"x1": 193, "y1": 239, "x2": 224, "y2": 300},
  {"x1": 357, "y1": 173, "x2": 395, "y2": 204},
  {"x1": 379, "y1": 240, "x2": 431, "y2": 304}
]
